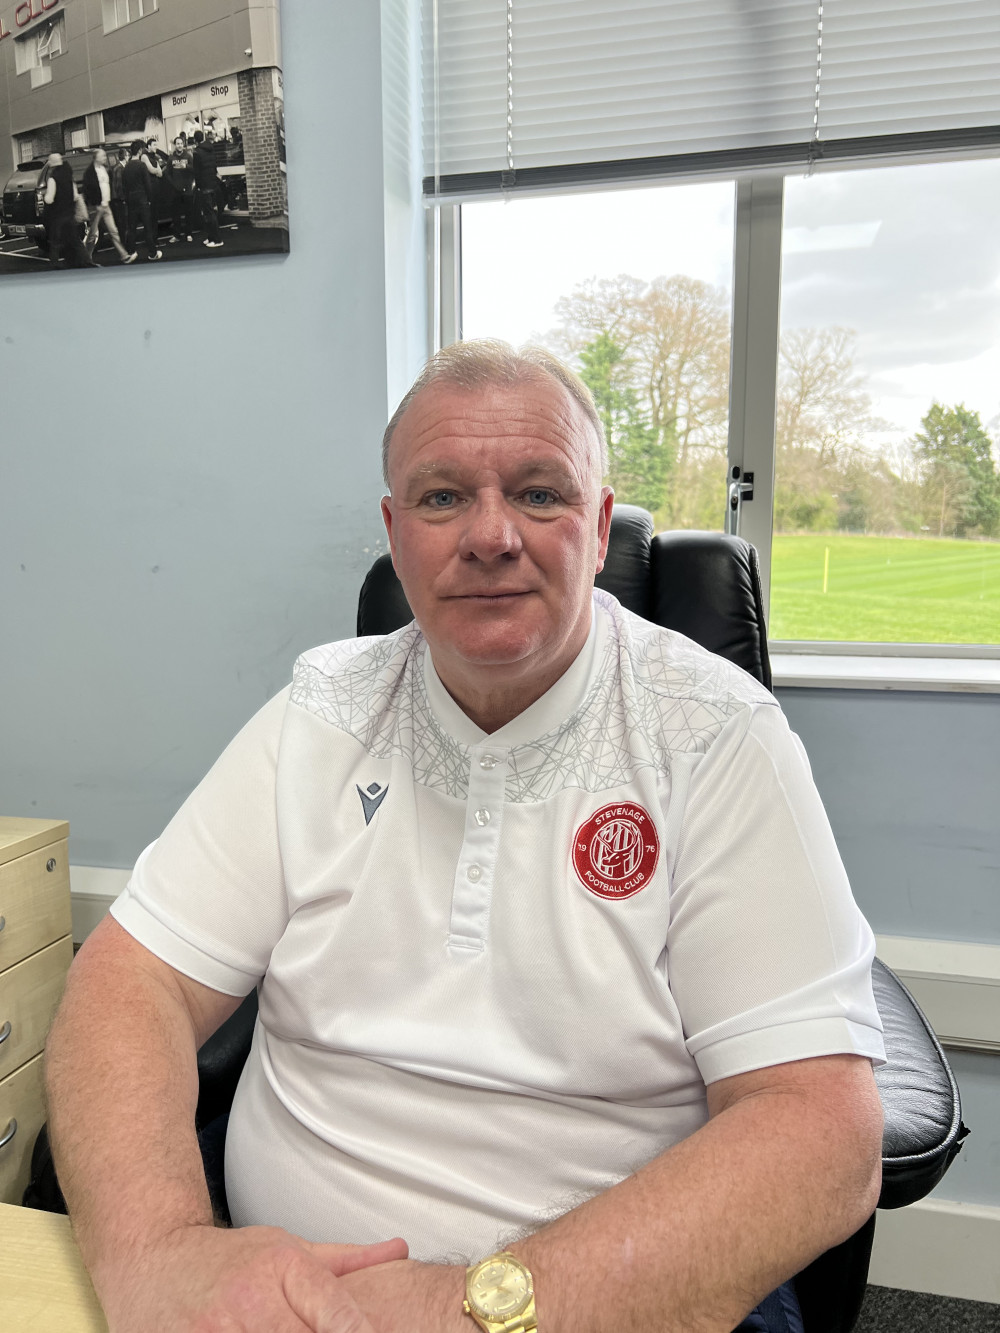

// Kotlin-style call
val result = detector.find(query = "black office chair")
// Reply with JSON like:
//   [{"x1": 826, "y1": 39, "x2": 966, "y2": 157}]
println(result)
[{"x1": 26, "y1": 504, "x2": 966, "y2": 1333}]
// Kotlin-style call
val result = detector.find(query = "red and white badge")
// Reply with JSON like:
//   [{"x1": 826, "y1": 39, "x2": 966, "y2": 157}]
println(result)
[{"x1": 572, "y1": 802, "x2": 660, "y2": 900}]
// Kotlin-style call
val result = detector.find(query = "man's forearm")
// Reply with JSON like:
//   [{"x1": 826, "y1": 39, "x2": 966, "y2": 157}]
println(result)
[
  {"x1": 44, "y1": 930, "x2": 216, "y2": 1289},
  {"x1": 344, "y1": 1056, "x2": 882, "y2": 1333}
]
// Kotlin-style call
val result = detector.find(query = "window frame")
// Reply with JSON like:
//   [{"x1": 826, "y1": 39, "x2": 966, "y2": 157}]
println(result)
[
  {"x1": 432, "y1": 156, "x2": 1000, "y2": 663},
  {"x1": 101, "y1": 0, "x2": 157, "y2": 36}
]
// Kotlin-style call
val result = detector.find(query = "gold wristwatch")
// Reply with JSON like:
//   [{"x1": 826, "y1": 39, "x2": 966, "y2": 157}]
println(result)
[{"x1": 463, "y1": 1251, "x2": 537, "y2": 1332}]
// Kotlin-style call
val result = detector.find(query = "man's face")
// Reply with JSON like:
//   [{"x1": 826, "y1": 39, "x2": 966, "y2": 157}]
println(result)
[
  {"x1": 174, "y1": 139, "x2": 184, "y2": 153},
  {"x1": 381, "y1": 377, "x2": 613, "y2": 699},
  {"x1": 95, "y1": 150, "x2": 107, "y2": 167}
]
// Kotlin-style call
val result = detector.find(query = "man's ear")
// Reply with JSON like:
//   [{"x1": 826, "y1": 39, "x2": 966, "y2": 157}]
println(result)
[
  {"x1": 594, "y1": 487, "x2": 615, "y2": 575},
  {"x1": 380, "y1": 495, "x2": 400, "y2": 576}
]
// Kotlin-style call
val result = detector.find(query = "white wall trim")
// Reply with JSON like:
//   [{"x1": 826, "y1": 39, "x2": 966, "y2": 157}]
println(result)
[
  {"x1": 875, "y1": 934, "x2": 1000, "y2": 1052},
  {"x1": 772, "y1": 653, "x2": 1000, "y2": 693},
  {"x1": 870, "y1": 1198, "x2": 1000, "y2": 1304},
  {"x1": 69, "y1": 865, "x2": 129, "y2": 943}
]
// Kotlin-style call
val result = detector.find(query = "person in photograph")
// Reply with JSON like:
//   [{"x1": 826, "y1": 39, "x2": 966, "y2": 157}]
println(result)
[
  {"x1": 45, "y1": 343, "x2": 884, "y2": 1333},
  {"x1": 191, "y1": 130, "x2": 224, "y2": 248},
  {"x1": 166, "y1": 134, "x2": 198, "y2": 244},
  {"x1": 82, "y1": 149, "x2": 135, "y2": 265},
  {"x1": 141, "y1": 138, "x2": 166, "y2": 241},
  {"x1": 43, "y1": 154, "x2": 96, "y2": 270},
  {"x1": 123, "y1": 140, "x2": 162, "y2": 262},
  {"x1": 109, "y1": 147, "x2": 129, "y2": 244}
]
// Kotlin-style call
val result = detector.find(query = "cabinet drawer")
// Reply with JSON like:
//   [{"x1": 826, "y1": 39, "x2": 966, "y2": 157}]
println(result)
[
  {"x1": 0, "y1": 840, "x2": 71, "y2": 972},
  {"x1": 0, "y1": 1052, "x2": 45, "y2": 1205},
  {"x1": 0, "y1": 936, "x2": 73, "y2": 1082}
]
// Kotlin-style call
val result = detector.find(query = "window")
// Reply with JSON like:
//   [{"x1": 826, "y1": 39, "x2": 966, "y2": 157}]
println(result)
[
  {"x1": 14, "y1": 13, "x2": 65, "y2": 85},
  {"x1": 461, "y1": 183, "x2": 735, "y2": 531},
  {"x1": 772, "y1": 159, "x2": 1000, "y2": 645},
  {"x1": 101, "y1": 0, "x2": 157, "y2": 34},
  {"x1": 428, "y1": 1, "x2": 1000, "y2": 654}
]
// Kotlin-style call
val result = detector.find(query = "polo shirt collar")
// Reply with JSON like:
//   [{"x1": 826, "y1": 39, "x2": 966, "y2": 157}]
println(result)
[{"x1": 422, "y1": 596, "x2": 605, "y2": 748}]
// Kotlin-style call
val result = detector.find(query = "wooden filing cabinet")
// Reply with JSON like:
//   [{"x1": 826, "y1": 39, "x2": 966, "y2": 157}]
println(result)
[{"x1": 0, "y1": 818, "x2": 73, "y2": 1206}]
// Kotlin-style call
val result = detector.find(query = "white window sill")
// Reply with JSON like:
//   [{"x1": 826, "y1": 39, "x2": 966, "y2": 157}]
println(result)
[{"x1": 771, "y1": 654, "x2": 1000, "y2": 693}]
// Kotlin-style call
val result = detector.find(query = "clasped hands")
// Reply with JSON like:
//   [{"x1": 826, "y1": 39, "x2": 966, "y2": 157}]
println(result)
[{"x1": 96, "y1": 1221, "x2": 470, "y2": 1333}]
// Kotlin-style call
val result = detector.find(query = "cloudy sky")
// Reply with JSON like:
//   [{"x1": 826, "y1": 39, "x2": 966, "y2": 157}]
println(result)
[{"x1": 461, "y1": 156, "x2": 1000, "y2": 448}]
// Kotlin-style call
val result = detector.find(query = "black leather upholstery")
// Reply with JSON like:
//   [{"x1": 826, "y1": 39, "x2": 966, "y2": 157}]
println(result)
[
  {"x1": 195, "y1": 989, "x2": 260, "y2": 1131},
  {"x1": 872, "y1": 960, "x2": 967, "y2": 1208}
]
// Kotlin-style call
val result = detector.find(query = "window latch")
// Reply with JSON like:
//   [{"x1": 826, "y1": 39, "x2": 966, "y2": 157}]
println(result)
[{"x1": 725, "y1": 467, "x2": 754, "y2": 536}]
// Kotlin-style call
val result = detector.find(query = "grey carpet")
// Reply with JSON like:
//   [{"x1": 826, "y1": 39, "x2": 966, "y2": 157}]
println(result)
[{"x1": 854, "y1": 1286, "x2": 1000, "y2": 1332}]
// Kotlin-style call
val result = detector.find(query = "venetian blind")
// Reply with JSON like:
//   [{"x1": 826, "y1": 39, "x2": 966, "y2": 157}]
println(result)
[{"x1": 422, "y1": 0, "x2": 1000, "y2": 199}]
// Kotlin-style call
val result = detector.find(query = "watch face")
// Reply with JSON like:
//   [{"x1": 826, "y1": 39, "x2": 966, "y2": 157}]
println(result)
[{"x1": 468, "y1": 1257, "x2": 532, "y2": 1319}]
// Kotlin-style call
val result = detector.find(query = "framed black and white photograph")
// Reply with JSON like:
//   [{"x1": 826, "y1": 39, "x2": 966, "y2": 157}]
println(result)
[{"x1": 0, "y1": 0, "x2": 287, "y2": 272}]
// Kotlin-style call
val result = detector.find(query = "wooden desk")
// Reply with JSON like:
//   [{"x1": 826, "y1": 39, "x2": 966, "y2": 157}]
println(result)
[{"x1": 0, "y1": 1201, "x2": 107, "y2": 1331}]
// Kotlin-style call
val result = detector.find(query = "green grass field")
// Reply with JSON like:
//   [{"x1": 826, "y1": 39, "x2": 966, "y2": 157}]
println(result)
[{"x1": 769, "y1": 533, "x2": 1000, "y2": 643}]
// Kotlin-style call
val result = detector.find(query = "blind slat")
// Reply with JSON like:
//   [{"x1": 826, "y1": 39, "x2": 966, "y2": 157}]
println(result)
[{"x1": 422, "y1": 0, "x2": 1000, "y2": 196}]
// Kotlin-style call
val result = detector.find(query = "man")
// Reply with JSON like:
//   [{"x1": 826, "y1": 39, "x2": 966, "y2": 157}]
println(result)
[
  {"x1": 166, "y1": 134, "x2": 198, "y2": 244},
  {"x1": 42, "y1": 153, "x2": 96, "y2": 270},
  {"x1": 109, "y1": 147, "x2": 129, "y2": 246},
  {"x1": 123, "y1": 138, "x2": 162, "y2": 262},
  {"x1": 192, "y1": 129, "x2": 225, "y2": 248},
  {"x1": 46, "y1": 342, "x2": 884, "y2": 1333},
  {"x1": 82, "y1": 149, "x2": 135, "y2": 264}
]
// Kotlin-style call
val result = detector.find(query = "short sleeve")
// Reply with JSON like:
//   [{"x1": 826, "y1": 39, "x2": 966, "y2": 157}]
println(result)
[
  {"x1": 666, "y1": 703, "x2": 886, "y2": 1085},
  {"x1": 109, "y1": 688, "x2": 292, "y2": 996}
]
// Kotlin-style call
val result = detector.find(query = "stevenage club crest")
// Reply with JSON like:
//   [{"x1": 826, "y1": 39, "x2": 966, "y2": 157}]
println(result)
[{"x1": 572, "y1": 803, "x2": 660, "y2": 900}]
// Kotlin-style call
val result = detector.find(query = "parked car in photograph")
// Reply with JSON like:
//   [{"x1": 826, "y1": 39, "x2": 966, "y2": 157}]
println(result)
[{"x1": 0, "y1": 159, "x2": 46, "y2": 237}]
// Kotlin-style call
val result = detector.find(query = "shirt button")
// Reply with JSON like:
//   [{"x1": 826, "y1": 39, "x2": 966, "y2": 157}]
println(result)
[
  {"x1": 467, "y1": 864, "x2": 482, "y2": 883},
  {"x1": 479, "y1": 754, "x2": 497, "y2": 770},
  {"x1": 474, "y1": 808, "x2": 491, "y2": 826}
]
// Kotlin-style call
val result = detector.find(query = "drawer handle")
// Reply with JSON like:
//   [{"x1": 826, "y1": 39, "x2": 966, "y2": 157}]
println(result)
[
  {"x1": 0, "y1": 1118, "x2": 16, "y2": 1151},
  {"x1": 0, "y1": 1020, "x2": 10, "y2": 1045}
]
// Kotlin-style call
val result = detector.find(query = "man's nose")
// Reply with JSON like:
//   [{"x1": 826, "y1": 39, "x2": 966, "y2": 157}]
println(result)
[{"x1": 458, "y1": 495, "x2": 523, "y2": 561}]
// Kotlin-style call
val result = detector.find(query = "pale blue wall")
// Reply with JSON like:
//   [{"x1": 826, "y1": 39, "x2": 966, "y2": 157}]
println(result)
[
  {"x1": 1, "y1": 3, "x2": 425, "y2": 866},
  {"x1": 777, "y1": 688, "x2": 999, "y2": 946},
  {"x1": 778, "y1": 687, "x2": 1000, "y2": 1209}
]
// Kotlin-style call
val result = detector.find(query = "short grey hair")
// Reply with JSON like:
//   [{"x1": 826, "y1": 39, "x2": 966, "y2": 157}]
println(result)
[{"x1": 381, "y1": 339, "x2": 608, "y2": 488}]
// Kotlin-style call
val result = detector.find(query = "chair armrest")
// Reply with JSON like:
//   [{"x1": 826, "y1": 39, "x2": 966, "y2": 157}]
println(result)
[
  {"x1": 873, "y1": 958, "x2": 968, "y2": 1208},
  {"x1": 195, "y1": 989, "x2": 258, "y2": 1131}
]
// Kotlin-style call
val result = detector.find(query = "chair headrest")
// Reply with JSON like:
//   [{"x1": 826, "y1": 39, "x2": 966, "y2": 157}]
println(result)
[{"x1": 356, "y1": 504, "x2": 771, "y2": 689}]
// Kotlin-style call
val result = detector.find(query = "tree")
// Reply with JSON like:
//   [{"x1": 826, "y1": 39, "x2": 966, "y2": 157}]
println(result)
[
  {"x1": 774, "y1": 328, "x2": 884, "y2": 533},
  {"x1": 546, "y1": 280, "x2": 903, "y2": 536},
  {"x1": 577, "y1": 333, "x2": 667, "y2": 512},
  {"x1": 913, "y1": 402, "x2": 1000, "y2": 538},
  {"x1": 549, "y1": 274, "x2": 730, "y2": 527}
]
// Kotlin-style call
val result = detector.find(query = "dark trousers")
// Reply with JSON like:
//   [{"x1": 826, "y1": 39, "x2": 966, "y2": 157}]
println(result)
[
  {"x1": 196, "y1": 189, "x2": 221, "y2": 242},
  {"x1": 126, "y1": 192, "x2": 157, "y2": 257},
  {"x1": 734, "y1": 1283, "x2": 804, "y2": 1332},
  {"x1": 111, "y1": 197, "x2": 128, "y2": 240},
  {"x1": 171, "y1": 190, "x2": 198, "y2": 239},
  {"x1": 48, "y1": 213, "x2": 92, "y2": 268}
]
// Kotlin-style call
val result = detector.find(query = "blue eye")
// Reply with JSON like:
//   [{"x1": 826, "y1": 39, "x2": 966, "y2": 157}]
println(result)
[
  {"x1": 526, "y1": 489, "x2": 554, "y2": 506},
  {"x1": 428, "y1": 491, "x2": 454, "y2": 507}
]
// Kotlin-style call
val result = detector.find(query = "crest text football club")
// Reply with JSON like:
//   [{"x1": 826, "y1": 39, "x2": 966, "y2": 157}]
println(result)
[{"x1": 572, "y1": 803, "x2": 660, "y2": 900}]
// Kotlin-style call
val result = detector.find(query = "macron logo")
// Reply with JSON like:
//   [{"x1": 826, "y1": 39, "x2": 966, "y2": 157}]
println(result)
[{"x1": 357, "y1": 781, "x2": 388, "y2": 826}]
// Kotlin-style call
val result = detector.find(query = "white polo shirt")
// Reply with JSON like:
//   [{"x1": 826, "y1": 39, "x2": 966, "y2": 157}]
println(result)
[{"x1": 110, "y1": 590, "x2": 885, "y2": 1260}]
